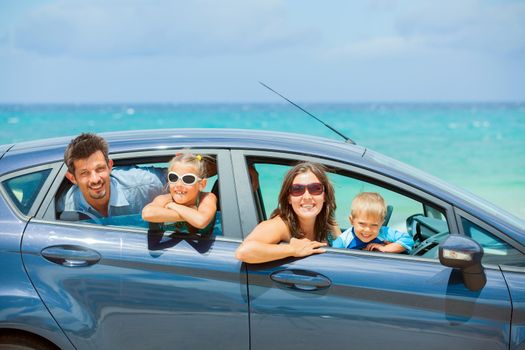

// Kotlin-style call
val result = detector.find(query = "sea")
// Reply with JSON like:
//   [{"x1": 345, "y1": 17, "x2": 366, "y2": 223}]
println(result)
[{"x1": 1, "y1": 102, "x2": 524, "y2": 220}]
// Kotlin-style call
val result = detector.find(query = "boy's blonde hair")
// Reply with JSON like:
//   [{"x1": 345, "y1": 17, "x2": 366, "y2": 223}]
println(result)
[
  {"x1": 350, "y1": 192, "x2": 387, "y2": 222},
  {"x1": 168, "y1": 151, "x2": 209, "y2": 178}
]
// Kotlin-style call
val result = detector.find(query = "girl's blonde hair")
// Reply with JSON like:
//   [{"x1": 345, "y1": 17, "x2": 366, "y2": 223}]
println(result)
[
  {"x1": 168, "y1": 151, "x2": 209, "y2": 178},
  {"x1": 350, "y1": 192, "x2": 387, "y2": 221}
]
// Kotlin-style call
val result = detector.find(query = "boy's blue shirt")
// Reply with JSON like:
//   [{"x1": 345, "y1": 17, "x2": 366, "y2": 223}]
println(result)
[{"x1": 332, "y1": 226, "x2": 414, "y2": 252}]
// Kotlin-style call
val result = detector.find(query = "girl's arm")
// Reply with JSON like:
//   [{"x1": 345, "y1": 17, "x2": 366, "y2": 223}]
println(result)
[
  {"x1": 164, "y1": 192, "x2": 217, "y2": 229},
  {"x1": 235, "y1": 217, "x2": 327, "y2": 263},
  {"x1": 142, "y1": 194, "x2": 185, "y2": 223}
]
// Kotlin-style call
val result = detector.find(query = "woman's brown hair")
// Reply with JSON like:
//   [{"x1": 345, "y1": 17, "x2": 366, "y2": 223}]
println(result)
[{"x1": 270, "y1": 162, "x2": 337, "y2": 241}]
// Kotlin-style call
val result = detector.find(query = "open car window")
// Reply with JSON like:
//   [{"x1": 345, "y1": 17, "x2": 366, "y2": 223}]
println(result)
[
  {"x1": 246, "y1": 156, "x2": 451, "y2": 259},
  {"x1": 244, "y1": 154, "x2": 525, "y2": 268},
  {"x1": 54, "y1": 154, "x2": 223, "y2": 236}
]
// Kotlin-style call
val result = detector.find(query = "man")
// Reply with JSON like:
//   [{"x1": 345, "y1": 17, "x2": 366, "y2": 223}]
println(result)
[{"x1": 58, "y1": 133, "x2": 164, "y2": 219}]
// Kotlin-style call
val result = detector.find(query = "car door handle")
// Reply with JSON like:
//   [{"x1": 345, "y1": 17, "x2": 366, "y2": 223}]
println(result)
[
  {"x1": 270, "y1": 269, "x2": 331, "y2": 291},
  {"x1": 41, "y1": 245, "x2": 101, "y2": 267}
]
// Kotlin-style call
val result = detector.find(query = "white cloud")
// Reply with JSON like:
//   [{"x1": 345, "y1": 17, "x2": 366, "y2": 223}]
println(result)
[
  {"x1": 8, "y1": 0, "x2": 312, "y2": 58},
  {"x1": 395, "y1": 0, "x2": 525, "y2": 54},
  {"x1": 325, "y1": 0, "x2": 525, "y2": 60},
  {"x1": 324, "y1": 35, "x2": 426, "y2": 60}
]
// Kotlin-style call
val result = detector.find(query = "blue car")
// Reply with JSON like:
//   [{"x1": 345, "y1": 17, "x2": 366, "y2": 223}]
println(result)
[{"x1": 0, "y1": 129, "x2": 523, "y2": 350}]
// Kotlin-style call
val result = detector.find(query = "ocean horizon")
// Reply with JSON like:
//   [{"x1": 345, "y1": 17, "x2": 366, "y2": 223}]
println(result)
[{"x1": 1, "y1": 102, "x2": 524, "y2": 219}]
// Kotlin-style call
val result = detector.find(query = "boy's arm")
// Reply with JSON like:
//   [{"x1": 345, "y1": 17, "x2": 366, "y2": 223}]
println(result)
[
  {"x1": 384, "y1": 226, "x2": 414, "y2": 252},
  {"x1": 364, "y1": 242, "x2": 406, "y2": 253},
  {"x1": 385, "y1": 227, "x2": 414, "y2": 253},
  {"x1": 364, "y1": 227, "x2": 414, "y2": 253}
]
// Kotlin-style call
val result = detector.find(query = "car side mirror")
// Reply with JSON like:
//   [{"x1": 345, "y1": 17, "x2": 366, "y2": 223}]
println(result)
[{"x1": 439, "y1": 235, "x2": 486, "y2": 291}]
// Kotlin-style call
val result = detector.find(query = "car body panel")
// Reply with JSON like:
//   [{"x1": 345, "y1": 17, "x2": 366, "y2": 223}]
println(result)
[
  {"x1": 21, "y1": 220, "x2": 249, "y2": 350},
  {"x1": 0, "y1": 143, "x2": 13, "y2": 160},
  {"x1": 501, "y1": 267, "x2": 525, "y2": 350},
  {"x1": 0, "y1": 189, "x2": 74, "y2": 349},
  {"x1": 247, "y1": 251, "x2": 511, "y2": 350}
]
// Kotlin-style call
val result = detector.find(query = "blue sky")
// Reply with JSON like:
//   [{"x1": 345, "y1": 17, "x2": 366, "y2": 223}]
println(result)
[{"x1": 0, "y1": 0, "x2": 524, "y2": 103}]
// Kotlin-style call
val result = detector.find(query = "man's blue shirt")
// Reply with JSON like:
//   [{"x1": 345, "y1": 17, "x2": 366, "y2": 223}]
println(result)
[{"x1": 58, "y1": 167, "x2": 165, "y2": 219}]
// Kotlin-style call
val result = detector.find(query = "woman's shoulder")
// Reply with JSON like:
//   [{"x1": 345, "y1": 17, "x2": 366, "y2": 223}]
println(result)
[
  {"x1": 248, "y1": 215, "x2": 291, "y2": 243},
  {"x1": 265, "y1": 216, "x2": 291, "y2": 238}
]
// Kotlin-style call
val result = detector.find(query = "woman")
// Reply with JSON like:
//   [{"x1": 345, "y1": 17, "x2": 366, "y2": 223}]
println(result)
[{"x1": 235, "y1": 162, "x2": 339, "y2": 263}]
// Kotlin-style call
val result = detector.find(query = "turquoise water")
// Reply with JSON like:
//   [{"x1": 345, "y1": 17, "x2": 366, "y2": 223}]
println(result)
[{"x1": 1, "y1": 103, "x2": 524, "y2": 219}]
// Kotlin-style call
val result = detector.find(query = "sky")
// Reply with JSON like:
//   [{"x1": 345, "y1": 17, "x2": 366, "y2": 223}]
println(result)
[{"x1": 0, "y1": 0, "x2": 524, "y2": 103}]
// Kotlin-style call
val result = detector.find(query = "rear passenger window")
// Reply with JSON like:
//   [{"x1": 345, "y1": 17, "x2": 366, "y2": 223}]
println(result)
[
  {"x1": 2, "y1": 169, "x2": 52, "y2": 215},
  {"x1": 55, "y1": 155, "x2": 223, "y2": 236}
]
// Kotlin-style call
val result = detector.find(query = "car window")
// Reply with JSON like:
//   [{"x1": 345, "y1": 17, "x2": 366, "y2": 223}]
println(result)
[
  {"x1": 2, "y1": 169, "x2": 52, "y2": 215},
  {"x1": 248, "y1": 157, "x2": 451, "y2": 257},
  {"x1": 328, "y1": 172, "x2": 423, "y2": 233},
  {"x1": 54, "y1": 155, "x2": 223, "y2": 236},
  {"x1": 254, "y1": 163, "x2": 289, "y2": 220},
  {"x1": 461, "y1": 217, "x2": 525, "y2": 267}
]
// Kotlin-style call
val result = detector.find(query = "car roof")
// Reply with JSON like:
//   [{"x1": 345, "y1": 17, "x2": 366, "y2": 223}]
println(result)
[
  {"x1": 0, "y1": 129, "x2": 367, "y2": 172},
  {"x1": 1, "y1": 128, "x2": 523, "y2": 239}
]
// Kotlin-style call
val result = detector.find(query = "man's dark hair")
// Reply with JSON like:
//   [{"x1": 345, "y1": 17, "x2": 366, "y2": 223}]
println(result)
[{"x1": 64, "y1": 133, "x2": 110, "y2": 173}]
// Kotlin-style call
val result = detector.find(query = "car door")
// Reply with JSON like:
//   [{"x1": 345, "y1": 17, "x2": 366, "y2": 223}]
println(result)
[
  {"x1": 233, "y1": 151, "x2": 512, "y2": 350},
  {"x1": 21, "y1": 150, "x2": 249, "y2": 350},
  {"x1": 456, "y1": 209, "x2": 525, "y2": 350},
  {"x1": 245, "y1": 250, "x2": 510, "y2": 350}
]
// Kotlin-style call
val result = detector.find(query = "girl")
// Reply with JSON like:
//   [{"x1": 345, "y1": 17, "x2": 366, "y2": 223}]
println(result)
[
  {"x1": 235, "y1": 162, "x2": 339, "y2": 263},
  {"x1": 142, "y1": 152, "x2": 217, "y2": 234}
]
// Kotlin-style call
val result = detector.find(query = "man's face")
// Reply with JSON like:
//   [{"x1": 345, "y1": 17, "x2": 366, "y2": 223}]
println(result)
[{"x1": 66, "y1": 151, "x2": 113, "y2": 209}]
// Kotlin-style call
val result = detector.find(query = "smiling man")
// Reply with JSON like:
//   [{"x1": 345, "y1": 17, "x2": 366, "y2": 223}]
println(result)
[{"x1": 57, "y1": 133, "x2": 164, "y2": 219}]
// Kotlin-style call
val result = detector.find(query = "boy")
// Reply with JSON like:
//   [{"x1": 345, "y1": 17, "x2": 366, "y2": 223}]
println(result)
[{"x1": 332, "y1": 192, "x2": 413, "y2": 253}]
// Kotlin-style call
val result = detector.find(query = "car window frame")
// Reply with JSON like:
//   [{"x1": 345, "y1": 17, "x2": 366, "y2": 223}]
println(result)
[
  {"x1": 232, "y1": 149, "x2": 459, "y2": 243},
  {"x1": 0, "y1": 162, "x2": 62, "y2": 220},
  {"x1": 35, "y1": 148, "x2": 244, "y2": 240},
  {"x1": 231, "y1": 149, "x2": 524, "y2": 271}
]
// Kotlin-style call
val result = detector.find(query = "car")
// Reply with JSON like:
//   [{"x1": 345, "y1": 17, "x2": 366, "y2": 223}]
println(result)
[{"x1": 0, "y1": 128, "x2": 524, "y2": 350}]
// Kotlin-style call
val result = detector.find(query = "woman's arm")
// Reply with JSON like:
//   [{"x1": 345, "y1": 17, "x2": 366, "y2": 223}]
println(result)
[{"x1": 235, "y1": 217, "x2": 327, "y2": 263}]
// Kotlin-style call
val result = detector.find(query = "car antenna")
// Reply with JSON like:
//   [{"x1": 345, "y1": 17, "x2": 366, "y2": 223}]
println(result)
[{"x1": 259, "y1": 81, "x2": 355, "y2": 144}]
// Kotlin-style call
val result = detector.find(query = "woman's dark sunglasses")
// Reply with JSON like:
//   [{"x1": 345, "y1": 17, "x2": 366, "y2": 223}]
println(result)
[
  {"x1": 289, "y1": 182, "x2": 324, "y2": 196},
  {"x1": 168, "y1": 172, "x2": 201, "y2": 186}
]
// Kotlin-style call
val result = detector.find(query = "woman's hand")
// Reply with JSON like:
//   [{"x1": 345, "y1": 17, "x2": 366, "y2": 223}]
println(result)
[{"x1": 290, "y1": 237, "x2": 327, "y2": 257}]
